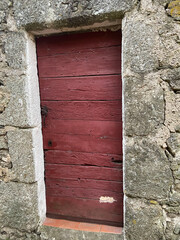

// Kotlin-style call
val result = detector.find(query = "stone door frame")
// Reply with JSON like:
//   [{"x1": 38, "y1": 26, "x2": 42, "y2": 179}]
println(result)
[{"x1": 1, "y1": 1, "x2": 177, "y2": 239}]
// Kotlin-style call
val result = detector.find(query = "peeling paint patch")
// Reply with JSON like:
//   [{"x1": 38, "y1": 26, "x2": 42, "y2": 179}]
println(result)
[{"x1": 99, "y1": 196, "x2": 116, "y2": 203}]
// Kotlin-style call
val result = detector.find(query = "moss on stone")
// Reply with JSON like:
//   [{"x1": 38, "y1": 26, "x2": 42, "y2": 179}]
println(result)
[{"x1": 168, "y1": 0, "x2": 180, "y2": 20}]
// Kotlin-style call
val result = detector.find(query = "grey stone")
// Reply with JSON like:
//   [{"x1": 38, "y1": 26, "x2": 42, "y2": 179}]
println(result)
[
  {"x1": 167, "y1": 192, "x2": 180, "y2": 207},
  {"x1": 4, "y1": 32, "x2": 26, "y2": 69},
  {"x1": 124, "y1": 75, "x2": 164, "y2": 136},
  {"x1": 125, "y1": 198, "x2": 165, "y2": 240},
  {"x1": 0, "y1": 11, "x2": 6, "y2": 23},
  {"x1": 13, "y1": 0, "x2": 138, "y2": 30},
  {"x1": 0, "y1": 75, "x2": 38, "y2": 127},
  {"x1": 40, "y1": 225, "x2": 123, "y2": 240},
  {"x1": 0, "y1": 150, "x2": 11, "y2": 168},
  {"x1": 125, "y1": 138, "x2": 173, "y2": 199},
  {"x1": 123, "y1": 21, "x2": 159, "y2": 73},
  {"x1": 167, "y1": 1, "x2": 180, "y2": 21},
  {"x1": 0, "y1": 86, "x2": 10, "y2": 113},
  {"x1": 161, "y1": 67, "x2": 180, "y2": 91},
  {"x1": 165, "y1": 220, "x2": 178, "y2": 240},
  {"x1": 0, "y1": 0, "x2": 11, "y2": 10},
  {"x1": 0, "y1": 181, "x2": 40, "y2": 231},
  {"x1": 0, "y1": 136, "x2": 8, "y2": 149},
  {"x1": 0, "y1": 127, "x2": 6, "y2": 136},
  {"x1": 7, "y1": 128, "x2": 44, "y2": 183},
  {"x1": 167, "y1": 133, "x2": 180, "y2": 157},
  {"x1": 174, "y1": 223, "x2": 180, "y2": 235},
  {"x1": 0, "y1": 226, "x2": 40, "y2": 240},
  {"x1": 175, "y1": 124, "x2": 180, "y2": 133}
]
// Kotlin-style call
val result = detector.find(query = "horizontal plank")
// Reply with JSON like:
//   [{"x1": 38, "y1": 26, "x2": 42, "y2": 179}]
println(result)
[
  {"x1": 46, "y1": 178, "x2": 123, "y2": 193},
  {"x1": 38, "y1": 46, "x2": 121, "y2": 78},
  {"x1": 46, "y1": 196, "x2": 123, "y2": 224},
  {"x1": 43, "y1": 133, "x2": 122, "y2": 154},
  {"x1": 46, "y1": 186, "x2": 122, "y2": 202},
  {"x1": 43, "y1": 120, "x2": 122, "y2": 140},
  {"x1": 39, "y1": 75, "x2": 122, "y2": 101},
  {"x1": 45, "y1": 150, "x2": 122, "y2": 167},
  {"x1": 46, "y1": 186, "x2": 122, "y2": 200},
  {"x1": 45, "y1": 164, "x2": 122, "y2": 181},
  {"x1": 37, "y1": 30, "x2": 121, "y2": 57},
  {"x1": 41, "y1": 101, "x2": 122, "y2": 121}
]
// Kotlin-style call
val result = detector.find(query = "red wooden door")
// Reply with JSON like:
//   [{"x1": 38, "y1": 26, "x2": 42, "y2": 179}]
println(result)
[{"x1": 37, "y1": 30, "x2": 123, "y2": 227}]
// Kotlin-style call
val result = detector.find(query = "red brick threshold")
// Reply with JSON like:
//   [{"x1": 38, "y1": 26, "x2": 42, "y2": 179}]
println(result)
[{"x1": 44, "y1": 217, "x2": 123, "y2": 234}]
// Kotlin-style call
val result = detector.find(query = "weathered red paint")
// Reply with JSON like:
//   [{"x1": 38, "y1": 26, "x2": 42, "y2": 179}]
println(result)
[
  {"x1": 39, "y1": 75, "x2": 122, "y2": 101},
  {"x1": 37, "y1": 30, "x2": 123, "y2": 226},
  {"x1": 41, "y1": 100, "x2": 122, "y2": 121},
  {"x1": 45, "y1": 150, "x2": 122, "y2": 167}
]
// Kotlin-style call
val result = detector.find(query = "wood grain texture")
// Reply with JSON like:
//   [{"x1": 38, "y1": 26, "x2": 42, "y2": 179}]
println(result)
[
  {"x1": 45, "y1": 150, "x2": 122, "y2": 167},
  {"x1": 41, "y1": 100, "x2": 122, "y2": 121},
  {"x1": 37, "y1": 30, "x2": 121, "y2": 57},
  {"x1": 45, "y1": 164, "x2": 122, "y2": 181},
  {"x1": 46, "y1": 178, "x2": 123, "y2": 193},
  {"x1": 46, "y1": 196, "x2": 123, "y2": 224},
  {"x1": 43, "y1": 133, "x2": 122, "y2": 154},
  {"x1": 46, "y1": 186, "x2": 122, "y2": 200},
  {"x1": 37, "y1": 30, "x2": 123, "y2": 226},
  {"x1": 39, "y1": 75, "x2": 121, "y2": 101},
  {"x1": 38, "y1": 46, "x2": 121, "y2": 78},
  {"x1": 43, "y1": 120, "x2": 122, "y2": 139}
]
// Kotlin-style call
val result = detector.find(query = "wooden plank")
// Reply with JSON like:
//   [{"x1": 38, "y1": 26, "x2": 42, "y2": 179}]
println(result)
[
  {"x1": 37, "y1": 30, "x2": 123, "y2": 226},
  {"x1": 36, "y1": 30, "x2": 121, "y2": 57},
  {"x1": 41, "y1": 100, "x2": 122, "y2": 121},
  {"x1": 45, "y1": 164, "x2": 122, "y2": 181},
  {"x1": 39, "y1": 75, "x2": 121, "y2": 101},
  {"x1": 37, "y1": 46, "x2": 121, "y2": 78},
  {"x1": 43, "y1": 133, "x2": 122, "y2": 154},
  {"x1": 46, "y1": 196, "x2": 123, "y2": 224},
  {"x1": 45, "y1": 150, "x2": 123, "y2": 167},
  {"x1": 43, "y1": 120, "x2": 122, "y2": 140},
  {"x1": 46, "y1": 186, "x2": 122, "y2": 200},
  {"x1": 46, "y1": 178, "x2": 123, "y2": 193}
]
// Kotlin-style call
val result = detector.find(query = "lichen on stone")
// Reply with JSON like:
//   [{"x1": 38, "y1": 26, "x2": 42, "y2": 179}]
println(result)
[{"x1": 167, "y1": 0, "x2": 180, "y2": 20}]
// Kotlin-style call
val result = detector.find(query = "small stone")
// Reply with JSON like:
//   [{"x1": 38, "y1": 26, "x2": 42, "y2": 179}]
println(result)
[
  {"x1": 174, "y1": 223, "x2": 180, "y2": 235},
  {"x1": 175, "y1": 183, "x2": 180, "y2": 191},
  {"x1": 167, "y1": 1, "x2": 180, "y2": 20},
  {"x1": 161, "y1": 67, "x2": 180, "y2": 91},
  {"x1": 173, "y1": 169, "x2": 180, "y2": 180},
  {"x1": 167, "y1": 133, "x2": 180, "y2": 157},
  {"x1": 170, "y1": 162, "x2": 179, "y2": 171},
  {"x1": 0, "y1": 136, "x2": 8, "y2": 149}
]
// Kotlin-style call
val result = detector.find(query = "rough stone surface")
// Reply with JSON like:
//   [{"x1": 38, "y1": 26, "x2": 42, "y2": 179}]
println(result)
[
  {"x1": 7, "y1": 128, "x2": 44, "y2": 183},
  {"x1": 13, "y1": 0, "x2": 138, "y2": 30},
  {"x1": 125, "y1": 198, "x2": 165, "y2": 240},
  {"x1": 124, "y1": 73, "x2": 164, "y2": 136},
  {"x1": 0, "y1": 76, "x2": 33, "y2": 127},
  {"x1": 167, "y1": 0, "x2": 180, "y2": 20},
  {"x1": 0, "y1": 227, "x2": 40, "y2": 240},
  {"x1": 123, "y1": 21, "x2": 160, "y2": 73},
  {"x1": 0, "y1": 181, "x2": 40, "y2": 231},
  {"x1": 161, "y1": 67, "x2": 180, "y2": 91},
  {"x1": 125, "y1": 138, "x2": 173, "y2": 199},
  {"x1": 0, "y1": 0, "x2": 179, "y2": 239},
  {"x1": 40, "y1": 225, "x2": 123, "y2": 240},
  {"x1": 4, "y1": 32, "x2": 26, "y2": 69}
]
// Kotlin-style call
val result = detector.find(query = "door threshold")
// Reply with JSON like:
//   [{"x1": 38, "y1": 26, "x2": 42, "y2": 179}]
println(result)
[{"x1": 43, "y1": 217, "x2": 123, "y2": 234}]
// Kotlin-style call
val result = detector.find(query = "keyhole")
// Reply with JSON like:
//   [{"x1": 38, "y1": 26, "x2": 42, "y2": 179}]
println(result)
[{"x1": 48, "y1": 140, "x2": 52, "y2": 146}]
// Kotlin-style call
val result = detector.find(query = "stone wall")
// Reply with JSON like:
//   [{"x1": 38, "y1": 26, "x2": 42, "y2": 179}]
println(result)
[{"x1": 0, "y1": 0, "x2": 180, "y2": 239}]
